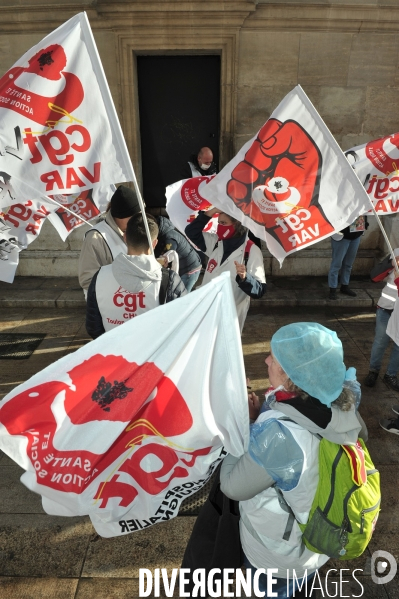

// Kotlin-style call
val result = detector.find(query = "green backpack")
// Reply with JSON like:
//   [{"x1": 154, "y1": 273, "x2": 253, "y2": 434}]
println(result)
[{"x1": 299, "y1": 438, "x2": 381, "y2": 560}]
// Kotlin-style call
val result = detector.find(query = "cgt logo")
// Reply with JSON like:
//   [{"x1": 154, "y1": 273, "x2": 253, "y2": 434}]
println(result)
[
  {"x1": 206, "y1": 259, "x2": 217, "y2": 274},
  {"x1": 371, "y1": 550, "x2": 397, "y2": 585},
  {"x1": 113, "y1": 287, "x2": 146, "y2": 312}
]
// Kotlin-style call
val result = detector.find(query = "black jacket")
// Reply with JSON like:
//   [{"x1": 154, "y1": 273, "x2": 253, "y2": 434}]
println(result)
[
  {"x1": 181, "y1": 154, "x2": 218, "y2": 179},
  {"x1": 155, "y1": 216, "x2": 201, "y2": 276},
  {"x1": 86, "y1": 267, "x2": 187, "y2": 339},
  {"x1": 185, "y1": 212, "x2": 267, "y2": 300}
]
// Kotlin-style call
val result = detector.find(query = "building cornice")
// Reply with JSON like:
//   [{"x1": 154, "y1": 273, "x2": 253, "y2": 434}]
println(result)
[
  {"x1": 243, "y1": 3, "x2": 399, "y2": 33},
  {"x1": 0, "y1": 2, "x2": 257, "y2": 33},
  {"x1": 1, "y1": 2, "x2": 398, "y2": 34}
]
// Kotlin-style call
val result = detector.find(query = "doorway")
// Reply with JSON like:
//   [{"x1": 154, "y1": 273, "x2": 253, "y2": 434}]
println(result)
[{"x1": 137, "y1": 55, "x2": 221, "y2": 208}]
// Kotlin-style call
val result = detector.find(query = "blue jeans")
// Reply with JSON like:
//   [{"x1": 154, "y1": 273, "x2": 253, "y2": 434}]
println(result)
[
  {"x1": 243, "y1": 556, "x2": 315, "y2": 598},
  {"x1": 180, "y1": 270, "x2": 200, "y2": 293},
  {"x1": 369, "y1": 307, "x2": 399, "y2": 376},
  {"x1": 328, "y1": 237, "x2": 361, "y2": 288}
]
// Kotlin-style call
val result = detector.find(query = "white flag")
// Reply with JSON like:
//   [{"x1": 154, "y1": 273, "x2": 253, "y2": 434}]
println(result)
[
  {"x1": 0, "y1": 272, "x2": 248, "y2": 537},
  {"x1": 165, "y1": 176, "x2": 218, "y2": 238},
  {"x1": 0, "y1": 220, "x2": 22, "y2": 283},
  {"x1": 201, "y1": 86, "x2": 371, "y2": 264},
  {"x1": 346, "y1": 133, "x2": 399, "y2": 215},
  {"x1": 46, "y1": 184, "x2": 115, "y2": 241},
  {"x1": 0, "y1": 13, "x2": 133, "y2": 201},
  {"x1": 1, "y1": 197, "x2": 56, "y2": 249}
]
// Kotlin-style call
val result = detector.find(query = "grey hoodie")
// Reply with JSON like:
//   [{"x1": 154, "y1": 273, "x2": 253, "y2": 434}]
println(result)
[
  {"x1": 78, "y1": 212, "x2": 126, "y2": 291},
  {"x1": 86, "y1": 252, "x2": 187, "y2": 339},
  {"x1": 111, "y1": 253, "x2": 163, "y2": 292}
]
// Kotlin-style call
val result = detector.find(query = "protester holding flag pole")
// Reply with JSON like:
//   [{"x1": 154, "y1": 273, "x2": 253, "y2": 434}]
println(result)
[
  {"x1": 78, "y1": 185, "x2": 141, "y2": 297},
  {"x1": 86, "y1": 213, "x2": 187, "y2": 339},
  {"x1": 220, "y1": 322, "x2": 369, "y2": 597},
  {"x1": 185, "y1": 207, "x2": 266, "y2": 332}
]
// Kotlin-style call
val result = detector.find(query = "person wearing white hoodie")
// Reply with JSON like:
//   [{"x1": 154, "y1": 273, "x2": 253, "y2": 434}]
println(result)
[
  {"x1": 86, "y1": 214, "x2": 187, "y2": 339},
  {"x1": 220, "y1": 323, "x2": 368, "y2": 598},
  {"x1": 78, "y1": 185, "x2": 141, "y2": 298}
]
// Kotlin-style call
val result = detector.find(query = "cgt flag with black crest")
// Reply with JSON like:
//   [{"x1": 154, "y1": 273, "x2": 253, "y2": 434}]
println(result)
[
  {"x1": 0, "y1": 272, "x2": 248, "y2": 537},
  {"x1": 0, "y1": 13, "x2": 133, "y2": 206},
  {"x1": 200, "y1": 85, "x2": 371, "y2": 264}
]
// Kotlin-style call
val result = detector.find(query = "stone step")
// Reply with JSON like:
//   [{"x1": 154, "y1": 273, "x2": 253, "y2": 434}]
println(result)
[
  {"x1": 0, "y1": 274, "x2": 383, "y2": 308},
  {"x1": 16, "y1": 248, "x2": 378, "y2": 279}
]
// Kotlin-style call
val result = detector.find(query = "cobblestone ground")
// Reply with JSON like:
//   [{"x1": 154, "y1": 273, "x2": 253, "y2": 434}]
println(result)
[{"x1": 0, "y1": 305, "x2": 398, "y2": 598}]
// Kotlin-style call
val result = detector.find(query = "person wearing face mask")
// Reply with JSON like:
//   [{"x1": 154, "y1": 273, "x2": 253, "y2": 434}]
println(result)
[
  {"x1": 185, "y1": 207, "x2": 266, "y2": 331},
  {"x1": 181, "y1": 146, "x2": 218, "y2": 179}
]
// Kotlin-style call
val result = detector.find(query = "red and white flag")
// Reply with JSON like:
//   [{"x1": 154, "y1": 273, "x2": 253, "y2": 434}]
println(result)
[
  {"x1": 0, "y1": 216, "x2": 23, "y2": 283},
  {"x1": 0, "y1": 272, "x2": 248, "y2": 537},
  {"x1": 346, "y1": 133, "x2": 399, "y2": 215},
  {"x1": 165, "y1": 176, "x2": 218, "y2": 237},
  {"x1": 0, "y1": 178, "x2": 114, "y2": 281},
  {"x1": 0, "y1": 13, "x2": 133, "y2": 202},
  {"x1": 201, "y1": 86, "x2": 371, "y2": 264},
  {"x1": 45, "y1": 184, "x2": 115, "y2": 241},
  {"x1": 0, "y1": 196, "x2": 58, "y2": 282},
  {"x1": 1, "y1": 197, "x2": 56, "y2": 249}
]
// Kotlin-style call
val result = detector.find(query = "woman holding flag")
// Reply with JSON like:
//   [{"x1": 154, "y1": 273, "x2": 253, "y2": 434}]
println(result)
[
  {"x1": 185, "y1": 207, "x2": 266, "y2": 331},
  {"x1": 220, "y1": 322, "x2": 369, "y2": 598}
]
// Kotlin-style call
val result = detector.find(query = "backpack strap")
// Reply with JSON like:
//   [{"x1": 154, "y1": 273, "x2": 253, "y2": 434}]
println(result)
[
  {"x1": 273, "y1": 484, "x2": 296, "y2": 541},
  {"x1": 272, "y1": 415, "x2": 322, "y2": 540},
  {"x1": 213, "y1": 239, "x2": 253, "y2": 265},
  {"x1": 159, "y1": 267, "x2": 171, "y2": 305},
  {"x1": 243, "y1": 239, "x2": 254, "y2": 267}
]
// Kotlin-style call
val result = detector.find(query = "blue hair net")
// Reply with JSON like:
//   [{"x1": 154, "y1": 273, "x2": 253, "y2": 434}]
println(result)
[{"x1": 270, "y1": 322, "x2": 346, "y2": 407}]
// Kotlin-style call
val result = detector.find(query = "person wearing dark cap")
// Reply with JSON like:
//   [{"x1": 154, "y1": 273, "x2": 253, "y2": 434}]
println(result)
[{"x1": 78, "y1": 185, "x2": 141, "y2": 297}]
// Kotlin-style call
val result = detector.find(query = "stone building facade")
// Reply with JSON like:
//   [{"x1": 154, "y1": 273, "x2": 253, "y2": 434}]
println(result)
[{"x1": 1, "y1": 0, "x2": 398, "y2": 278}]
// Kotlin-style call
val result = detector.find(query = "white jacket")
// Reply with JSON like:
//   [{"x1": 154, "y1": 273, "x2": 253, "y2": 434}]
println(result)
[
  {"x1": 387, "y1": 287, "x2": 399, "y2": 346},
  {"x1": 221, "y1": 398, "x2": 367, "y2": 577},
  {"x1": 95, "y1": 254, "x2": 163, "y2": 332},
  {"x1": 201, "y1": 232, "x2": 266, "y2": 331},
  {"x1": 239, "y1": 409, "x2": 327, "y2": 577},
  {"x1": 378, "y1": 270, "x2": 398, "y2": 311}
]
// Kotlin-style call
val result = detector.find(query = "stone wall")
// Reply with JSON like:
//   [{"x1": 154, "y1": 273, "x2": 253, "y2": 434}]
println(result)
[{"x1": 0, "y1": 0, "x2": 398, "y2": 277}]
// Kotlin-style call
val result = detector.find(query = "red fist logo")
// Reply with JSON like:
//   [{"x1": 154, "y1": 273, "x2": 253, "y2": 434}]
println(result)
[{"x1": 227, "y1": 119, "x2": 334, "y2": 251}]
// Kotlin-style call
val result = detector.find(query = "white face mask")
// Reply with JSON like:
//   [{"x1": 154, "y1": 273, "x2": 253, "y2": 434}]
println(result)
[{"x1": 200, "y1": 163, "x2": 211, "y2": 171}]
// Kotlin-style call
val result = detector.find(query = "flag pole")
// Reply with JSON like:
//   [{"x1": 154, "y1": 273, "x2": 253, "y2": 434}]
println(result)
[
  {"x1": 240, "y1": 177, "x2": 253, "y2": 265},
  {"x1": 130, "y1": 172, "x2": 154, "y2": 257},
  {"x1": 79, "y1": 13, "x2": 152, "y2": 249},
  {"x1": 6, "y1": 173, "x2": 94, "y2": 228},
  {"x1": 367, "y1": 198, "x2": 399, "y2": 278},
  {"x1": 40, "y1": 195, "x2": 94, "y2": 226}
]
